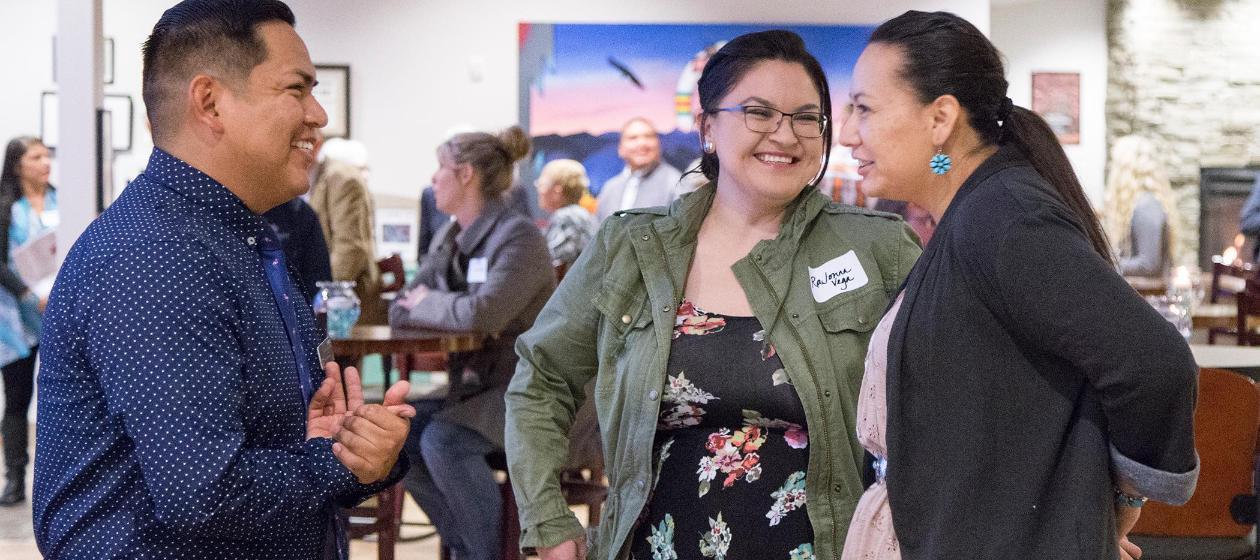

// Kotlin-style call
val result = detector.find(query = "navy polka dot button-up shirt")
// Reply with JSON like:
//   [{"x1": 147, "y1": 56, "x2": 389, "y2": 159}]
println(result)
[{"x1": 33, "y1": 149, "x2": 400, "y2": 559}]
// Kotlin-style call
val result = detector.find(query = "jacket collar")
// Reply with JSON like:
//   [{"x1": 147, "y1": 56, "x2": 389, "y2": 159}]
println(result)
[
  {"x1": 935, "y1": 143, "x2": 1030, "y2": 233},
  {"x1": 654, "y1": 181, "x2": 828, "y2": 251},
  {"x1": 454, "y1": 198, "x2": 510, "y2": 255}
]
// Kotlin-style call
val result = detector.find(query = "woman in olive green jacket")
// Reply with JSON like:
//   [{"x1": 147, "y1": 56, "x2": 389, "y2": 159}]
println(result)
[{"x1": 506, "y1": 30, "x2": 921, "y2": 560}]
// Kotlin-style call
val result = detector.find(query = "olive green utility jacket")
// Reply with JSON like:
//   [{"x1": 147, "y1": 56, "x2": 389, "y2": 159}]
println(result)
[{"x1": 506, "y1": 183, "x2": 921, "y2": 560}]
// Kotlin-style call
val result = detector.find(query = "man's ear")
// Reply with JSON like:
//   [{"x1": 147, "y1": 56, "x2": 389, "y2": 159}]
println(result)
[{"x1": 188, "y1": 74, "x2": 225, "y2": 135}]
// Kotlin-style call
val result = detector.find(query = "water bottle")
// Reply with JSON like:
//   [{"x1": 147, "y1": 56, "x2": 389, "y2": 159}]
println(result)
[{"x1": 313, "y1": 281, "x2": 360, "y2": 338}]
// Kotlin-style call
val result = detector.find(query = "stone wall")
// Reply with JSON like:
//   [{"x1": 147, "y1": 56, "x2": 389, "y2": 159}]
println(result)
[{"x1": 1108, "y1": 0, "x2": 1260, "y2": 263}]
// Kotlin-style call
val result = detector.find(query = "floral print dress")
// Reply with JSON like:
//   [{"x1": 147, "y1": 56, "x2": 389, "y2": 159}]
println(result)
[{"x1": 630, "y1": 299, "x2": 814, "y2": 560}]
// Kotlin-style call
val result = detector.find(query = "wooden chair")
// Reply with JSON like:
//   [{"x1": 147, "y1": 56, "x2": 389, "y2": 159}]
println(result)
[
  {"x1": 440, "y1": 390, "x2": 607, "y2": 560},
  {"x1": 345, "y1": 482, "x2": 406, "y2": 560},
  {"x1": 1129, "y1": 368, "x2": 1260, "y2": 560},
  {"x1": 1211, "y1": 262, "x2": 1255, "y2": 303},
  {"x1": 376, "y1": 253, "x2": 406, "y2": 294},
  {"x1": 1236, "y1": 284, "x2": 1260, "y2": 346},
  {"x1": 1210, "y1": 262, "x2": 1257, "y2": 344}
]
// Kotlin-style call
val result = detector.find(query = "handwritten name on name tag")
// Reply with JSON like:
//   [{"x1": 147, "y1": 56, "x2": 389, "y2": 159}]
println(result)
[{"x1": 807, "y1": 250, "x2": 869, "y2": 303}]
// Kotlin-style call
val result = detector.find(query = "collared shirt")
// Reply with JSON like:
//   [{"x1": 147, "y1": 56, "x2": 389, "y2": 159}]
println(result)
[
  {"x1": 595, "y1": 162, "x2": 684, "y2": 223},
  {"x1": 34, "y1": 149, "x2": 400, "y2": 559}
]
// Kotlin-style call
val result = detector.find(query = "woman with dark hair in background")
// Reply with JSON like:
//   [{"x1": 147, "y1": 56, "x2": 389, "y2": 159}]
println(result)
[
  {"x1": 390, "y1": 125, "x2": 555, "y2": 560},
  {"x1": 838, "y1": 11, "x2": 1197, "y2": 560},
  {"x1": 507, "y1": 30, "x2": 920, "y2": 560},
  {"x1": 0, "y1": 136, "x2": 54, "y2": 506}
]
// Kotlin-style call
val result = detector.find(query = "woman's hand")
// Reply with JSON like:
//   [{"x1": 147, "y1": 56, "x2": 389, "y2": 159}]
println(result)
[
  {"x1": 1116, "y1": 502, "x2": 1143, "y2": 560},
  {"x1": 538, "y1": 537, "x2": 585, "y2": 560},
  {"x1": 398, "y1": 285, "x2": 429, "y2": 310}
]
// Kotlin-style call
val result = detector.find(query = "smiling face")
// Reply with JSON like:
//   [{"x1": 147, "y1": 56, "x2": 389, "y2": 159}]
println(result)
[
  {"x1": 838, "y1": 43, "x2": 937, "y2": 200},
  {"x1": 702, "y1": 59, "x2": 825, "y2": 205},
  {"x1": 617, "y1": 120, "x2": 662, "y2": 171},
  {"x1": 217, "y1": 21, "x2": 326, "y2": 211}
]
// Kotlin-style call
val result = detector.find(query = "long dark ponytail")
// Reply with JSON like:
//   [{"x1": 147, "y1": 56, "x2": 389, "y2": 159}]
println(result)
[{"x1": 870, "y1": 11, "x2": 1112, "y2": 264}]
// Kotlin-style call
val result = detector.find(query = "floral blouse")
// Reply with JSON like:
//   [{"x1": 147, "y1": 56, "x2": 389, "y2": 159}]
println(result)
[{"x1": 630, "y1": 299, "x2": 814, "y2": 560}]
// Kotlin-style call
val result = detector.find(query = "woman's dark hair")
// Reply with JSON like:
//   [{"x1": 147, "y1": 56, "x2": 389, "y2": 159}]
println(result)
[
  {"x1": 870, "y1": 11, "x2": 1112, "y2": 263},
  {"x1": 693, "y1": 30, "x2": 832, "y2": 187},
  {"x1": 440, "y1": 126, "x2": 532, "y2": 199},
  {"x1": 0, "y1": 137, "x2": 44, "y2": 202}
]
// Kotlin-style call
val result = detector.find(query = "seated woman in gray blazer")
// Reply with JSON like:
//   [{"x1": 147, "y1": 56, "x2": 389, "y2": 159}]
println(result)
[{"x1": 389, "y1": 125, "x2": 555, "y2": 560}]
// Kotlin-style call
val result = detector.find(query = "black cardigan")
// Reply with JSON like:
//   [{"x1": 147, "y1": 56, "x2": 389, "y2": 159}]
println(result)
[{"x1": 884, "y1": 146, "x2": 1197, "y2": 559}]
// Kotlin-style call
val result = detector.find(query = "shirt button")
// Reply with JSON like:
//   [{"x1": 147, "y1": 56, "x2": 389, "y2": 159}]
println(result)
[
  {"x1": 662, "y1": 305, "x2": 671, "y2": 313},
  {"x1": 791, "y1": 312, "x2": 799, "y2": 319},
  {"x1": 621, "y1": 314, "x2": 632, "y2": 324},
  {"x1": 636, "y1": 479, "x2": 646, "y2": 489},
  {"x1": 824, "y1": 390, "x2": 833, "y2": 398},
  {"x1": 641, "y1": 235, "x2": 650, "y2": 241},
  {"x1": 648, "y1": 389, "x2": 658, "y2": 400},
  {"x1": 834, "y1": 484, "x2": 843, "y2": 493}
]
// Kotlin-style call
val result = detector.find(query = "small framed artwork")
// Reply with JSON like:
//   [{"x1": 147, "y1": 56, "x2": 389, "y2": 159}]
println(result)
[
  {"x1": 1031, "y1": 72, "x2": 1080, "y2": 145},
  {"x1": 40, "y1": 91, "x2": 134, "y2": 151},
  {"x1": 313, "y1": 64, "x2": 351, "y2": 138}
]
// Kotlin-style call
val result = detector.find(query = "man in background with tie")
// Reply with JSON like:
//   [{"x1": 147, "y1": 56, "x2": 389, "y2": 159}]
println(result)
[
  {"x1": 595, "y1": 117, "x2": 683, "y2": 222},
  {"x1": 33, "y1": 1, "x2": 411, "y2": 558}
]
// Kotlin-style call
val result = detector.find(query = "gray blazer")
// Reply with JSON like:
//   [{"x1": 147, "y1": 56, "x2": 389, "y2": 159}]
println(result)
[
  {"x1": 595, "y1": 162, "x2": 683, "y2": 222},
  {"x1": 389, "y1": 200, "x2": 555, "y2": 447}
]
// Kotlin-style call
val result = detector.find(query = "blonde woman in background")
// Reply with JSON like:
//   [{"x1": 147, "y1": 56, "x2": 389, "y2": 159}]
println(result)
[
  {"x1": 535, "y1": 159, "x2": 597, "y2": 267},
  {"x1": 1104, "y1": 135, "x2": 1181, "y2": 277}
]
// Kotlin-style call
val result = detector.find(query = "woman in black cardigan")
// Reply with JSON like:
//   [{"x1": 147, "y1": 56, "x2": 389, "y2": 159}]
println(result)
[{"x1": 837, "y1": 11, "x2": 1198, "y2": 560}]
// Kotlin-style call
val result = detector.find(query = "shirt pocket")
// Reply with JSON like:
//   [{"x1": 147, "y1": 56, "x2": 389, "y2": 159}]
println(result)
[
  {"x1": 590, "y1": 281, "x2": 655, "y2": 399},
  {"x1": 816, "y1": 284, "x2": 886, "y2": 334}
]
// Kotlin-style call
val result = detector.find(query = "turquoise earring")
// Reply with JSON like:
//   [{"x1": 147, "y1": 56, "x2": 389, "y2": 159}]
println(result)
[{"x1": 930, "y1": 147, "x2": 952, "y2": 175}]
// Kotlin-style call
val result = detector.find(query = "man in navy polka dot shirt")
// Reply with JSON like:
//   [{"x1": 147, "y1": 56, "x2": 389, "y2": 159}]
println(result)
[{"x1": 32, "y1": 2, "x2": 413, "y2": 558}]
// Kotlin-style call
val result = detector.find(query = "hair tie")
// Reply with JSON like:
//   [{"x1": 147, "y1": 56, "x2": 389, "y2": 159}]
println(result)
[{"x1": 997, "y1": 97, "x2": 1014, "y2": 124}]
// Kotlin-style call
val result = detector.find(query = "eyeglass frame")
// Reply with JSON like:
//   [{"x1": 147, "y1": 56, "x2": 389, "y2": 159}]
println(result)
[{"x1": 708, "y1": 104, "x2": 829, "y2": 138}]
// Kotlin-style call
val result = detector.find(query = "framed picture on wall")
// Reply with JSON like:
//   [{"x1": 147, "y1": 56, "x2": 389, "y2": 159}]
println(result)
[
  {"x1": 1031, "y1": 72, "x2": 1080, "y2": 145},
  {"x1": 313, "y1": 64, "x2": 350, "y2": 138},
  {"x1": 40, "y1": 91, "x2": 134, "y2": 151}
]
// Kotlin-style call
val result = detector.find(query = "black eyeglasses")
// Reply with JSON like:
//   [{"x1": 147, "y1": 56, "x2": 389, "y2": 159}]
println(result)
[{"x1": 711, "y1": 105, "x2": 828, "y2": 138}]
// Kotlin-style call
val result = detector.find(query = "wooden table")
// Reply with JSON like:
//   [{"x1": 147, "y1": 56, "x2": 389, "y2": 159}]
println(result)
[
  {"x1": 1191, "y1": 344, "x2": 1260, "y2": 378},
  {"x1": 1192, "y1": 302, "x2": 1236, "y2": 330},
  {"x1": 1127, "y1": 276, "x2": 1167, "y2": 297},
  {"x1": 331, "y1": 325, "x2": 481, "y2": 386}
]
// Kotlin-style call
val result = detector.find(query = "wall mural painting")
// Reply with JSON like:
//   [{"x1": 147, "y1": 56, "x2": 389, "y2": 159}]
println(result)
[{"x1": 519, "y1": 23, "x2": 875, "y2": 197}]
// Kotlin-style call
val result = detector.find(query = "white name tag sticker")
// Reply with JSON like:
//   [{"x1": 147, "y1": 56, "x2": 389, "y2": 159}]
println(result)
[
  {"x1": 467, "y1": 257, "x2": 489, "y2": 284},
  {"x1": 807, "y1": 250, "x2": 869, "y2": 303}
]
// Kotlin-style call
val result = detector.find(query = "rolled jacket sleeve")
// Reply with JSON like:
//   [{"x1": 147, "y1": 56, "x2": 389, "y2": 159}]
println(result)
[{"x1": 993, "y1": 208, "x2": 1198, "y2": 503}]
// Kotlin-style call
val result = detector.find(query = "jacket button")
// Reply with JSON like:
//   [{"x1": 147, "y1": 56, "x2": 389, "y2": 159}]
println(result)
[
  {"x1": 636, "y1": 479, "x2": 646, "y2": 489},
  {"x1": 834, "y1": 484, "x2": 843, "y2": 493},
  {"x1": 662, "y1": 305, "x2": 672, "y2": 312},
  {"x1": 641, "y1": 234, "x2": 650, "y2": 241},
  {"x1": 858, "y1": 316, "x2": 867, "y2": 324},
  {"x1": 648, "y1": 389, "x2": 658, "y2": 400},
  {"x1": 824, "y1": 390, "x2": 832, "y2": 398},
  {"x1": 791, "y1": 313, "x2": 799, "y2": 319},
  {"x1": 621, "y1": 314, "x2": 632, "y2": 324}
]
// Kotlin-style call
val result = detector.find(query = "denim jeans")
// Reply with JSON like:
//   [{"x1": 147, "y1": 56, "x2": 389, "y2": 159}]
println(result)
[{"x1": 402, "y1": 400, "x2": 502, "y2": 560}]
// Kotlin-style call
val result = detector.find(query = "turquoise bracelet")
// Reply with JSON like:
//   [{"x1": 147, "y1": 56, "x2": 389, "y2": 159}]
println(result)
[{"x1": 1115, "y1": 489, "x2": 1148, "y2": 509}]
